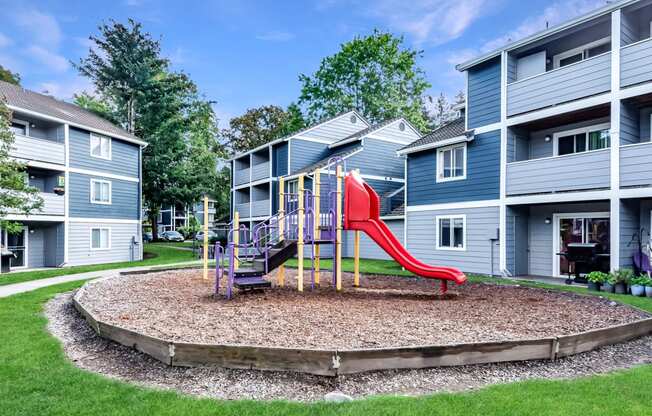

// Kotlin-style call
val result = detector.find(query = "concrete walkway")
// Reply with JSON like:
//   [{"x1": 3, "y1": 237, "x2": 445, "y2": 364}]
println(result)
[{"x1": 0, "y1": 260, "x2": 204, "y2": 298}]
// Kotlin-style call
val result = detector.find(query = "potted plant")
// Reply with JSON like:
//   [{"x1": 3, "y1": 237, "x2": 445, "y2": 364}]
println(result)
[
  {"x1": 630, "y1": 275, "x2": 648, "y2": 297},
  {"x1": 586, "y1": 271, "x2": 606, "y2": 291},
  {"x1": 645, "y1": 276, "x2": 652, "y2": 298},
  {"x1": 612, "y1": 268, "x2": 633, "y2": 294},
  {"x1": 602, "y1": 273, "x2": 616, "y2": 293}
]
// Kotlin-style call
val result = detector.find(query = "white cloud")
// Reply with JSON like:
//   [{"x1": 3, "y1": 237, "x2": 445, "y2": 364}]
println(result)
[
  {"x1": 0, "y1": 33, "x2": 13, "y2": 48},
  {"x1": 13, "y1": 9, "x2": 62, "y2": 48},
  {"x1": 255, "y1": 31, "x2": 296, "y2": 42},
  {"x1": 36, "y1": 76, "x2": 94, "y2": 100},
  {"x1": 26, "y1": 45, "x2": 70, "y2": 73}
]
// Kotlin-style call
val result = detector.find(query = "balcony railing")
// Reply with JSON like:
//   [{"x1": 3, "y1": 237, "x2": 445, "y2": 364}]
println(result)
[
  {"x1": 234, "y1": 202, "x2": 250, "y2": 217},
  {"x1": 7, "y1": 192, "x2": 64, "y2": 216},
  {"x1": 506, "y1": 149, "x2": 610, "y2": 196},
  {"x1": 234, "y1": 168, "x2": 250, "y2": 186},
  {"x1": 621, "y1": 38, "x2": 652, "y2": 88},
  {"x1": 507, "y1": 52, "x2": 611, "y2": 117},
  {"x1": 10, "y1": 134, "x2": 65, "y2": 165},
  {"x1": 251, "y1": 199, "x2": 270, "y2": 217},
  {"x1": 251, "y1": 161, "x2": 270, "y2": 181},
  {"x1": 620, "y1": 141, "x2": 652, "y2": 188}
]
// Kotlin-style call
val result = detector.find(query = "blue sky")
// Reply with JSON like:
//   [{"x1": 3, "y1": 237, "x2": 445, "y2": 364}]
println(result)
[{"x1": 0, "y1": 0, "x2": 608, "y2": 126}]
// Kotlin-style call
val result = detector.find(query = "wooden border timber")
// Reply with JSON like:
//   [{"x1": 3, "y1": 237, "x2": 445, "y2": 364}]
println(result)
[{"x1": 72, "y1": 278, "x2": 652, "y2": 377}]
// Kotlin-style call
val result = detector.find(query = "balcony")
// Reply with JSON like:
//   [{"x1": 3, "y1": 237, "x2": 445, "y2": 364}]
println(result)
[
  {"x1": 506, "y1": 149, "x2": 610, "y2": 196},
  {"x1": 507, "y1": 53, "x2": 611, "y2": 117},
  {"x1": 251, "y1": 161, "x2": 270, "y2": 181},
  {"x1": 11, "y1": 134, "x2": 65, "y2": 166},
  {"x1": 620, "y1": 142, "x2": 652, "y2": 188},
  {"x1": 251, "y1": 199, "x2": 270, "y2": 217},
  {"x1": 234, "y1": 202, "x2": 250, "y2": 217},
  {"x1": 234, "y1": 168, "x2": 250, "y2": 186},
  {"x1": 621, "y1": 38, "x2": 652, "y2": 89},
  {"x1": 7, "y1": 192, "x2": 64, "y2": 217}
]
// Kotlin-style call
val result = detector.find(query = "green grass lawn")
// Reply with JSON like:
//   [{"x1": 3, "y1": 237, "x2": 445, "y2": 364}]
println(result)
[
  {"x1": 2, "y1": 279, "x2": 652, "y2": 415},
  {"x1": 0, "y1": 244, "x2": 197, "y2": 287}
]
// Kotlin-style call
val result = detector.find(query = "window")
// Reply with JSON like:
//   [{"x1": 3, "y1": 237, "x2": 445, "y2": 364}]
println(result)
[
  {"x1": 553, "y1": 37, "x2": 611, "y2": 69},
  {"x1": 436, "y1": 215, "x2": 466, "y2": 250},
  {"x1": 90, "y1": 179, "x2": 111, "y2": 204},
  {"x1": 90, "y1": 133, "x2": 111, "y2": 159},
  {"x1": 90, "y1": 228, "x2": 110, "y2": 250},
  {"x1": 436, "y1": 143, "x2": 466, "y2": 182},
  {"x1": 10, "y1": 120, "x2": 28, "y2": 136},
  {"x1": 554, "y1": 124, "x2": 610, "y2": 156}
]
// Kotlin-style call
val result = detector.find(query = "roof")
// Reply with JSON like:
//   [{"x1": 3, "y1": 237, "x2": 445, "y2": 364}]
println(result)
[
  {"x1": 456, "y1": 0, "x2": 634, "y2": 71},
  {"x1": 398, "y1": 118, "x2": 467, "y2": 154},
  {"x1": 0, "y1": 81, "x2": 146, "y2": 146},
  {"x1": 290, "y1": 144, "x2": 363, "y2": 175},
  {"x1": 229, "y1": 109, "x2": 369, "y2": 161}
]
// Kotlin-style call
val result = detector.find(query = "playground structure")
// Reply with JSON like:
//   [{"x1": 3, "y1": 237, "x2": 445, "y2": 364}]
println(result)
[{"x1": 212, "y1": 158, "x2": 467, "y2": 299}]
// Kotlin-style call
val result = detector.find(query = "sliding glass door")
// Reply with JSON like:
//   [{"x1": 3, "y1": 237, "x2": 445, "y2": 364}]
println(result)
[{"x1": 555, "y1": 214, "x2": 609, "y2": 276}]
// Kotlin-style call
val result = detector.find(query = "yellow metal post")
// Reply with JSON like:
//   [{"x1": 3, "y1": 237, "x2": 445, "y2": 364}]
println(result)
[
  {"x1": 277, "y1": 177, "x2": 285, "y2": 286},
  {"x1": 354, "y1": 230, "x2": 360, "y2": 287},
  {"x1": 297, "y1": 174, "x2": 305, "y2": 292},
  {"x1": 233, "y1": 211, "x2": 239, "y2": 269},
  {"x1": 203, "y1": 196, "x2": 209, "y2": 281},
  {"x1": 313, "y1": 169, "x2": 321, "y2": 286},
  {"x1": 335, "y1": 165, "x2": 343, "y2": 291}
]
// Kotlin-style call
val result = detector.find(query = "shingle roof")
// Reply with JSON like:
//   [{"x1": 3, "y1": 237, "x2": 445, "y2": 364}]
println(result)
[
  {"x1": 0, "y1": 81, "x2": 143, "y2": 144},
  {"x1": 291, "y1": 145, "x2": 363, "y2": 175},
  {"x1": 399, "y1": 117, "x2": 466, "y2": 152}
]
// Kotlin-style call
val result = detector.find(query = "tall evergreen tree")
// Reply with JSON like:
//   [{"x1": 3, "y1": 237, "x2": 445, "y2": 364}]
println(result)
[{"x1": 0, "y1": 64, "x2": 20, "y2": 85}]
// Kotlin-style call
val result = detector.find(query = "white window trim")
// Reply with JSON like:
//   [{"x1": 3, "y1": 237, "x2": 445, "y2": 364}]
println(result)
[
  {"x1": 553, "y1": 36, "x2": 611, "y2": 69},
  {"x1": 552, "y1": 122, "x2": 611, "y2": 156},
  {"x1": 90, "y1": 227, "x2": 111, "y2": 250},
  {"x1": 435, "y1": 214, "x2": 467, "y2": 251},
  {"x1": 90, "y1": 179, "x2": 112, "y2": 205},
  {"x1": 90, "y1": 133, "x2": 112, "y2": 160},
  {"x1": 436, "y1": 143, "x2": 467, "y2": 183},
  {"x1": 11, "y1": 119, "x2": 29, "y2": 136}
]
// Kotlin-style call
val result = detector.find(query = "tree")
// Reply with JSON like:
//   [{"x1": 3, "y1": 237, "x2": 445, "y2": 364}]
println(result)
[
  {"x1": 0, "y1": 65, "x2": 20, "y2": 85},
  {"x1": 0, "y1": 100, "x2": 42, "y2": 236},
  {"x1": 298, "y1": 30, "x2": 431, "y2": 131},
  {"x1": 424, "y1": 90, "x2": 466, "y2": 129},
  {"x1": 73, "y1": 92, "x2": 120, "y2": 125},
  {"x1": 223, "y1": 104, "x2": 305, "y2": 153},
  {"x1": 76, "y1": 20, "x2": 223, "y2": 239}
]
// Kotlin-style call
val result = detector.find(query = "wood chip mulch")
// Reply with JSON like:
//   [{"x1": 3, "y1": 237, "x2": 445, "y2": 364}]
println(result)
[{"x1": 75, "y1": 269, "x2": 649, "y2": 349}]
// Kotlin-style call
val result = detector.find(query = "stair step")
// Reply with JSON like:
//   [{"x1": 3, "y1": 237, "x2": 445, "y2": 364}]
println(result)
[
  {"x1": 233, "y1": 268, "x2": 264, "y2": 277},
  {"x1": 234, "y1": 276, "x2": 271, "y2": 290}
]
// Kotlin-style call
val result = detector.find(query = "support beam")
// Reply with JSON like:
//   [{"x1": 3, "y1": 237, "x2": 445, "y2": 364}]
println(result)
[
  {"x1": 233, "y1": 211, "x2": 239, "y2": 269},
  {"x1": 313, "y1": 170, "x2": 321, "y2": 286},
  {"x1": 297, "y1": 174, "x2": 305, "y2": 292},
  {"x1": 354, "y1": 230, "x2": 360, "y2": 287},
  {"x1": 335, "y1": 165, "x2": 343, "y2": 291},
  {"x1": 203, "y1": 195, "x2": 209, "y2": 281},
  {"x1": 278, "y1": 177, "x2": 285, "y2": 286}
]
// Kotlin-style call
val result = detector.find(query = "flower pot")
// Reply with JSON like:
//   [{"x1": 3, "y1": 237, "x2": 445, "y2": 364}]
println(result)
[
  {"x1": 614, "y1": 282, "x2": 628, "y2": 294},
  {"x1": 601, "y1": 283, "x2": 615, "y2": 293},
  {"x1": 645, "y1": 286, "x2": 652, "y2": 298},
  {"x1": 587, "y1": 282, "x2": 601, "y2": 291},
  {"x1": 631, "y1": 285, "x2": 646, "y2": 297}
]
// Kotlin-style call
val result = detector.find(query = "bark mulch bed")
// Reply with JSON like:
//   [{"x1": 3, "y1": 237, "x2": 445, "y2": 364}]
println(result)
[{"x1": 74, "y1": 269, "x2": 649, "y2": 349}]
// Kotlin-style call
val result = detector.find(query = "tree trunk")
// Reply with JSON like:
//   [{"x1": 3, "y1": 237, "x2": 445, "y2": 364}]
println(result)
[{"x1": 149, "y1": 211, "x2": 160, "y2": 241}]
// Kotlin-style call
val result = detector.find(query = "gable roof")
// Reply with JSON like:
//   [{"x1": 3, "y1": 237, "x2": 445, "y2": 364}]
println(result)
[
  {"x1": 229, "y1": 109, "x2": 369, "y2": 161},
  {"x1": 0, "y1": 81, "x2": 146, "y2": 146},
  {"x1": 329, "y1": 117, "x2": 420, "y2": 149},
  {"x1": 397, "y1": 118, "x2": 469, "y2": 155}
]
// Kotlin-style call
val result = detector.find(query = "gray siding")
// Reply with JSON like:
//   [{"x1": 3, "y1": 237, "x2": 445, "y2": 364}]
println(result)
[
  {"x1": 272, "y1": 142, "x2": 288, "y2": 176},
  {"x1": 467, "y1": 57, "x2": 501, "y2": 129},
  {"x1": 506, "y1": 149, "x2": 610, "y2": 196},
  {"x1": 343, "y1": 219, "x2": 404, "y2": 260},
  {"x1": 69, "y1": 173, "x2": 139, "y2": 219},
  {"x1": 10, "y1": 135, "x2": 65, "y2": 165},
  {"x1": 406, "y1": 207, "x2": 500, "y2": 275},
  {"x1": 234, "y1": 168, "x2": 250, "y2": 185},
  {"x1": 27, "y1": 228, "x2": 45, "y2": 268},
  {"x1": 299, "y1": 113, "x2": 367, "y2": 142},
  {"x1": 67, "y1": 221, "x2": 141, "y2": 266},
  {"x1": 526, "y1": 202, "x2": 610, "y2": 277},
  {"x1": 289, "y1": 138, "x2": 329, "y2": 173},
  {"x1": 251, "y1": 162, "x2": 270, "y2": 181},
  {"x1": 621, "y1": 38, "x2": 652, "y2": 88},
  {"x1": 506, "y1": 206, "x2": 529, "y2": 276},
  {"x1": 620, "y1": 142, "x2": 652, "y2": 188},
  {"x1": 346, "y1": 138, "x2": 405, "y2": 178},
  {"x1": 69, "y1": 128, "x2": 139, "y2": 177},
  {"x1": 620, "y1": 199, "x2": 640, "y2": 269},
  {"x1": 621, "y1": 102, "x2": 640, "y2": 145},
  {"x1": 507, "y1": 53, "x2": 611, "y2": 117},
  {"x1": 374, "y1": 120, "x2": 420, "y2": 143},
  {"x1": 621, "y1": 11, "x2": 639, "y2": 46}
]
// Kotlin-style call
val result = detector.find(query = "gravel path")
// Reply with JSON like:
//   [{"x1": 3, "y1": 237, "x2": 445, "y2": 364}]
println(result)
[
  {"x1": 47, "y1": 292, "x2": 652, "y2": 402},
  {"x1": 75, "y1": 269, "x2": 649, "y2": 349}
]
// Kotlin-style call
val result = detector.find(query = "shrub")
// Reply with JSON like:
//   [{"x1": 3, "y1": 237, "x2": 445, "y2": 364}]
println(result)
[
  {"x1": 629, "y1": 275, "x2": 650, "y2": 287},
  {"x1": 587, "y1": 271, "x2": 608, "y2": 283},
  {"x1": 612, "y1": 268, "x2": 634, "y2": 284}
]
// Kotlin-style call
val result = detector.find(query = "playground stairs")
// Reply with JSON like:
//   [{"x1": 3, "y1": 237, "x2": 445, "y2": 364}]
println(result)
[{"x1": 252, "y1": 240, "x2": 298, "y2": 273}]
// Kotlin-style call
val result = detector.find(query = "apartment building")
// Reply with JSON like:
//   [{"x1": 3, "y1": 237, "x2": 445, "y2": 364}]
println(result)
[
  {"x1": 230, "y1": 110, "x2": 419, "y2": 259},
  {"x1": 401, "y1": 0, "x2": 652, "y2": 278},
  {"x1": 155, "y1": 198, "x2": 218, "y2": 232},
  {"x1": 1, "y1": 81, "x2": 145, "y2": 272}
]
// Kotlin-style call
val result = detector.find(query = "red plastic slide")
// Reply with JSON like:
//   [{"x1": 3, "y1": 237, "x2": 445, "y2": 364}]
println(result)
[{"x1": 344, "y1": 171, "x2": 466, "y2": 285}]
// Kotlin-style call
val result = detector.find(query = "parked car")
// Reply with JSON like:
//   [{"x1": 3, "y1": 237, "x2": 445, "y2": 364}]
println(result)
[
  {"x1": 194, "y1": 230, "x2": 217, "y2": 241},
  {"x1": 161, "y1": 231, "x2": 185, "y2": 242},
  {"x1": 142, "y1": 232, "x2": 153, "y2": 243}
]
